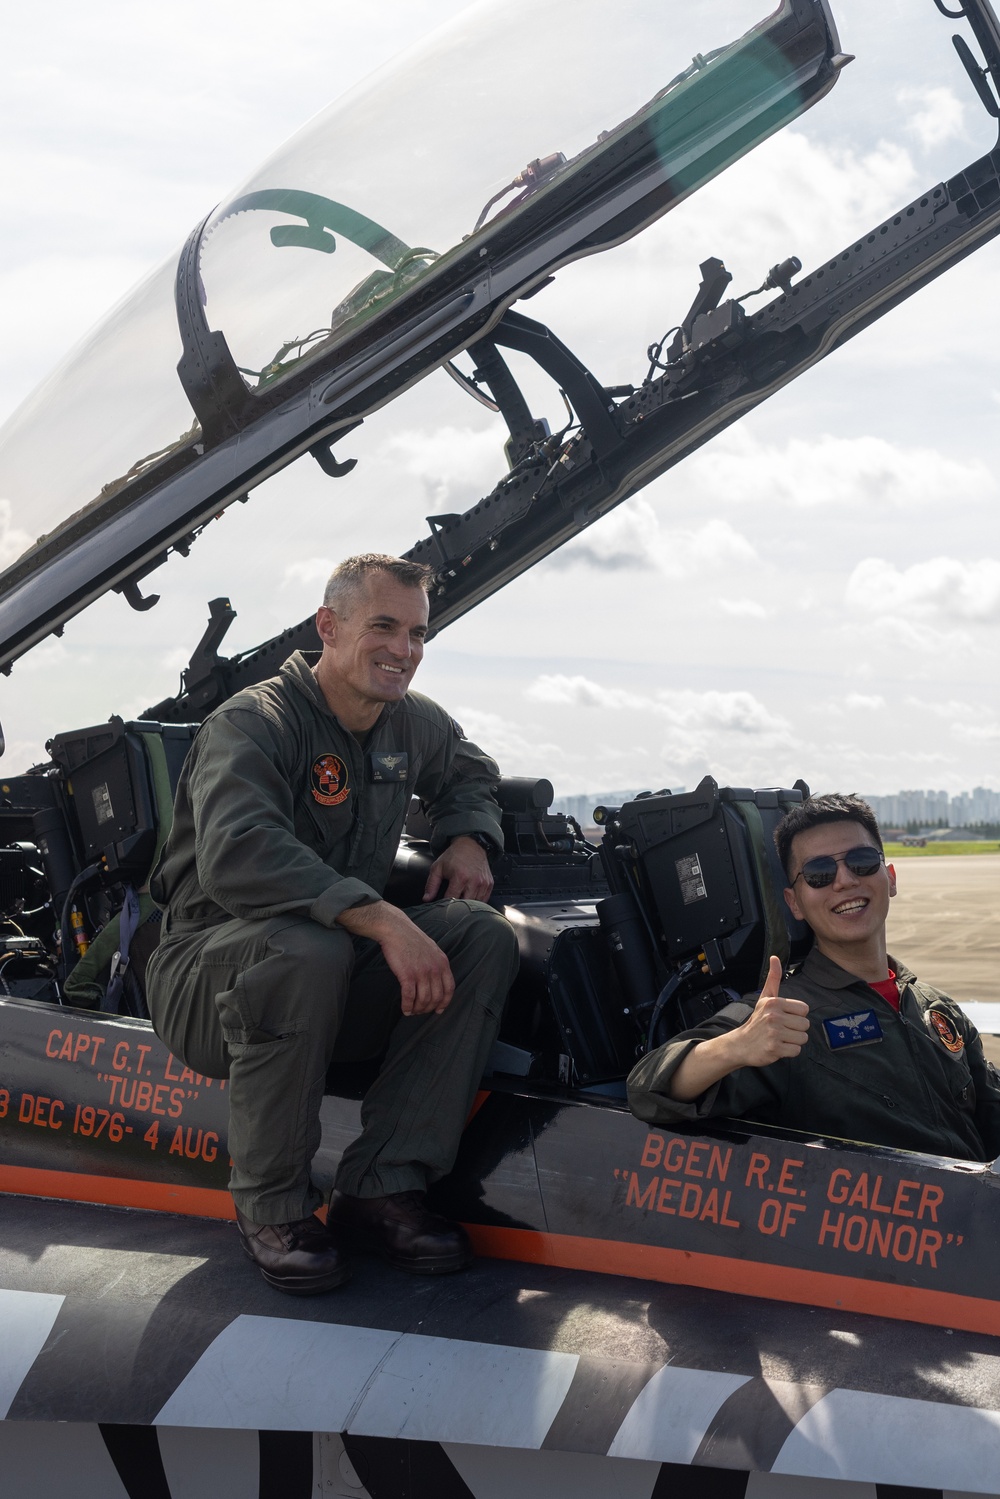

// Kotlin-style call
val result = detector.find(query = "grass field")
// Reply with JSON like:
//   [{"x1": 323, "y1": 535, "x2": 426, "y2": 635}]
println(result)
[{"x1": 883, "y1": 841, "x2": 1000, "y2": 858}]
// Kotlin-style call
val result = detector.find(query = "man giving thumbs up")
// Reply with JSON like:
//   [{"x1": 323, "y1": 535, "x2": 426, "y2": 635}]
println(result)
[{"x1": 627, "y1": 793, "x2": 1000, "y2": 1162}]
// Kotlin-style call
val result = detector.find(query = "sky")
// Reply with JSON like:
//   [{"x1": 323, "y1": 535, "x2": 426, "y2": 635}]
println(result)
[{"x1": 1, "y1": 0, "x2": 999, "y2": 800}]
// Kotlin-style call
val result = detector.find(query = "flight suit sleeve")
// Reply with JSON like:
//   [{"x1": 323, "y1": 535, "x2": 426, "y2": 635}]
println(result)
[
  {"x1": 412, "y1": 714, "x2": 504, "y2": 854},
  {"x1": 955, "y1": 1006, "x2": 1000, "y2": 1159},
  {"x1": 186, "y1": 708, "x2": 381, "y2": 925},
  {"x1": 627, "y1": 1003, "x2": 787, "y2": 1125}
]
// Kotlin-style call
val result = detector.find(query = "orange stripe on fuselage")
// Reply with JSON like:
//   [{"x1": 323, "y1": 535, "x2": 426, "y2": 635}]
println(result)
[
  {"x1": 0, "y1": 1163, "x2": 235, "y2": 1220},
  {"x1": 464, "y1": 1224, "x2": 1000, "y2": 1338},
  {"x1": 5, "y1": 1163, "x2": 986, "y2": 1338}
]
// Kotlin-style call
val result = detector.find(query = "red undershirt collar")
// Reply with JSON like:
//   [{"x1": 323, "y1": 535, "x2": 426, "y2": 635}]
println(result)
[{"x1": 869, "y1": 969, "x2": 899, "y2": 1012}]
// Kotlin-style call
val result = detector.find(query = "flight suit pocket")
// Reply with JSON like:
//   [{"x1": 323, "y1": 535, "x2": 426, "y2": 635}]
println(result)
[
  {"x1": 342, "y1": 782, "x2": 409, "y2": 878},
  {"x1": 372, "y1": 780, "x2": 409, "y2": 841},
  {"x1": 294, "y1": 791, "x2": 354, "y2": 854},
  {"x1": 941, "y1": 1051, "x2": 976, "y2": 1114},
  {"x1": 808, "y1": 1051, "x2": 899, "y2": 1111}
]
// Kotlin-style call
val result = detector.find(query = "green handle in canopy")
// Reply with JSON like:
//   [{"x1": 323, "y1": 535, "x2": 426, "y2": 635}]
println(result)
[{"x1": 220, "y1": 189, "x2": 417, "y2": 270}]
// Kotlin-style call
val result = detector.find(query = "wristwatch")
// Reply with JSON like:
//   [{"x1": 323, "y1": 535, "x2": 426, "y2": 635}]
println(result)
[{"x1": 457, "y1": 831, "x2": 501, "y2": 859}]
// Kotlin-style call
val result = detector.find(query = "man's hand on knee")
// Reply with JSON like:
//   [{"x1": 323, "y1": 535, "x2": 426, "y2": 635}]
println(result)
[
  {"x1": 379, "y1": 914, "x2": 456, "y2": 1016},
  {"x1": 338, "y1": 901, "x2": 455, "y2": 1015}
]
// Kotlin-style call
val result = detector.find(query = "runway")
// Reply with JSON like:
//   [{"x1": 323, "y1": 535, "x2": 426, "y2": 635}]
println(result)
[{"x1": 884, "y1": 852, "x2": 1000, "y2": 1053}]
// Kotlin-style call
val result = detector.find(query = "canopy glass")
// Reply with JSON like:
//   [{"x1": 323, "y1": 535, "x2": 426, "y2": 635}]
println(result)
[
  {"x1": 0, "y1": 0, "x2": 795, "y2": 591},
  {"x1": 199, "y1": 0, "x2": 774, "y2": 388},
  {"x1": 0, "y1": 257, "x2": 192, "y2": 568}
]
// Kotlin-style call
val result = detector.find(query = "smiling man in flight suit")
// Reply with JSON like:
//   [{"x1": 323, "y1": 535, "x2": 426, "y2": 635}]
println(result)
[
  {"x1": 146, "y1": 554, "x2": 518, "y2": 1294},
  {"x1": 628, "y1": 793, "x2": 1000, "y2": 1162}
]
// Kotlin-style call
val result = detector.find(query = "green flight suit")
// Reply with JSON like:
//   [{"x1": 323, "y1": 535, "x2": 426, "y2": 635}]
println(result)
[
  {"x1": 627, "y1": 948, "x2": 1000, "y2": 1162},
  {"x1": 145, "y1": 651, "x2": 518, "y2": 1223}
]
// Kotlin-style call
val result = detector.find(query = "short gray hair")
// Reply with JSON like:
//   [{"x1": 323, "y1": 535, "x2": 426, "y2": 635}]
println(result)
[{"x1": 323, "y1": 554, "x2": 432, "y2": 613}]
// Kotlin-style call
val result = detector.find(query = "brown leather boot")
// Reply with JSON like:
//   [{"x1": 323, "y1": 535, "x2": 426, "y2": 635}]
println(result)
[
  {"x1": 327, "y1": 1189, "x2": 472, "y2": 1274},
  {"x1": 235, "y1": 1206, "x2": 351, "y2": 1295}
]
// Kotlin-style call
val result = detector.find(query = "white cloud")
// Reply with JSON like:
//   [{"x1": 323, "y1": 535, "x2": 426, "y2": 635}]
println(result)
[
  {"x1": 384, "y1": 425, "x2": 501, "y2": 512},
  {"x1": 650, "y1": 692, "x2": 799, "y2": 791},
  {"x1": 952, "y1": 721, "x2": 1000, "y2": 743},
  {"x1": 525, "y1": 674, "x2": 791, "y2": 740},
  {"x1": 0, "y1": 735, "x2": 46, "y2": 771},
  {"x1": 453, "y1": 707, "x2": 566, "y2": 776},
  {"x1": 904, "y1": 696, "x2": 978, "y2": 719},
  {"x1": 846, "y1": 556, "x2": 1000, "y2": 622},
  {"x1": 845, "y1": 693, "x2": 885, "y2": 710},
  {"x1": 14, "y1": 639, "x2": 77, "y2": 673},
  {"x1": 665, "y1": 519, "x2": 757, "y2": 571},
  {"x1": 687, "y1": 428, "x2": 994, "y2": 511},
  {"x1": 718, "y1": 597, "x2": 768, "y2": 618},
  {"x1": 491, "y1": 678, "x2": 802, "y2": 794},
  {"x1": 159, "y1": 646, "x2": 190, "y2": 674},
  {"x1": 849, "y1": 615, "x2": 973, "y2": 657},
  {"x1": 659, "y1": 689, "x2": 791, "y2": 739},
  {"x1": 547, "y1": 501, "x2": 756, "y2": 576},
  {"x1": 545, "y1": 500, "x2": 658, "y2": 572},
  {"x1": 282, "y1": 557, "x2": 334, "y2": 594},
  {"x1": 14, "y1": 635, "x2": 92, "y2": 677},
  {"x1": 527, "y1": 674, "x2": 607, "y2": 708},
  {"x1": 897, "y1": 86, "x2": 966, "y2": 149}
]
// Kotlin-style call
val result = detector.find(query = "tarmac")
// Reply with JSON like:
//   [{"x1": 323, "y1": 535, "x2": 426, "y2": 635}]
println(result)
[{"x1": 885, "y1": 852, "x2": 1000, "y2": 1056}]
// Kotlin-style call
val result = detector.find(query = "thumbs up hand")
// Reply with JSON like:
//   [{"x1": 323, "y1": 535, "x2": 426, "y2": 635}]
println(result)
[
  {"x1": 657, "y1": 956, "x2": 810, "y2": 1104},
  {"x1": 736, "y1": 955, "x2": 810, "y2": 1066}
]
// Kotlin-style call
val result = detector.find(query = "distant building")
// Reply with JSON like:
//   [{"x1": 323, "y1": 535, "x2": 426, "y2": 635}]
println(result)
[
  {"x1": 949, "y1": 787, "x2": 1000, "y2": 827},
  {"x1": 861, "y1": 787, "x2": 1000, "y2": 833},
  {"x1": 553, "y1": 786, "x2": 999, "y2": 834},
  {"x1": 550, "y1": 788, "x2": 684, "y2": 826}
]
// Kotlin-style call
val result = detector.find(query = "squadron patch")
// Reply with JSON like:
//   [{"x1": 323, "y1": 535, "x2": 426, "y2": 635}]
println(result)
[
  {"x1": 928, "y1": 1008, "x2": 965, "y2": 1055},
  {"x1": 311, "y1": 754, "x2": 349, "y2": 806}
]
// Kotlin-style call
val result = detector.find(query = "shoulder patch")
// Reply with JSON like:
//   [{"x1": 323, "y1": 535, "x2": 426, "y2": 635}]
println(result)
[
  {"x1": 928, "y1": 1008, "x2": 965, "y2": 1055},
  {"x1": 311, "y1": 754, "x2": 350, "y2": 806}
]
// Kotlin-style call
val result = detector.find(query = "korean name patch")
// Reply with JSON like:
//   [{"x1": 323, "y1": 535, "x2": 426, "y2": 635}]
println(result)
[{"x1": 823, "y1": 1010, "x2": 885, "y2": 1051}]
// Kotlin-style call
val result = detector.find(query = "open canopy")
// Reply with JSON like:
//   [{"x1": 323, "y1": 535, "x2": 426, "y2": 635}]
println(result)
[{"x1": 0, "y1": 0, "x2": 843, "y2": 670}]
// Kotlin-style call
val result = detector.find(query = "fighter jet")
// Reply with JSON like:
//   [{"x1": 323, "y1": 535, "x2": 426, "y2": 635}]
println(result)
[{"x1": 3, "y1": 3, "x2": 1000, "y2": 1495}]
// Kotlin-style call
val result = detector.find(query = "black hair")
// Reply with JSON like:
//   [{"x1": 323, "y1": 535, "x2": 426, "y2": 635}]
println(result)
[{"x1": 774, "y1": 793, "x2": 884, "y2": 880}]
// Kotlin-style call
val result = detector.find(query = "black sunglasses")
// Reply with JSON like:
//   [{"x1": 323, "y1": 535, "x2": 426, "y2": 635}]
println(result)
[{"x1": 791, "y1": 845, "x2": 885, "y2": 889}]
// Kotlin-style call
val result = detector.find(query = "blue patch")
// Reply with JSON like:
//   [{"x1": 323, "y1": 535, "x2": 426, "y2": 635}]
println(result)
[{"x1": 823, "y1": 1010, "x2": 884, "y2": 1050}]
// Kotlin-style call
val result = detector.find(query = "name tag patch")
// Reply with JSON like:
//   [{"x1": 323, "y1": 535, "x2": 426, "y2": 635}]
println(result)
[
  {"x1": 369, "y1": 751, "x2": 408, "y2": 783},
  {"x1": 823, "y1": 1010, "x2": 884, "y2": 1050}
]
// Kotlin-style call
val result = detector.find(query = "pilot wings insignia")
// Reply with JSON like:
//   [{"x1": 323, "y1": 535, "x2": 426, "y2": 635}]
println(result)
[
  {"x1": 822, "y1": 1009, "x2": 884, "y2": 1051},
  {"x1": 369, "y1": 751, "x2": 409, "y2": 783}
]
